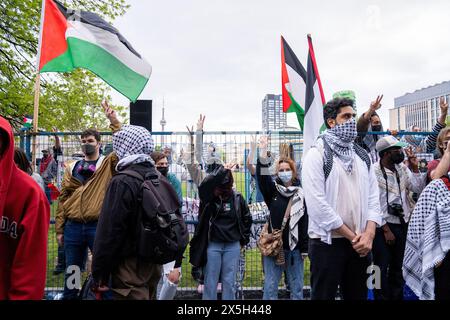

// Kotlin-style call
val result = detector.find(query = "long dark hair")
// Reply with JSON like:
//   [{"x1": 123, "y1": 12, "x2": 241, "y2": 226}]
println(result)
[{"x1": 14, "y1": 147, "x2": 32, "y2": 174}]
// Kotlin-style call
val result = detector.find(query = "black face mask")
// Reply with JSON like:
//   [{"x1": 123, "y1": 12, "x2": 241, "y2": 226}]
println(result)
[
  {"x1": 390, "y1": 151, "x2": 405, "y2": 164},
  {"x1": 81, "y1": 143, "x2": 97, "y2": 156},
  {"x1": 215, "y1": 186, "x2": 233, "y2": 199},
  {"x1": 157, "y1": 166, "x2": 169, "y2": 177},
  {"x1": 372, "y1": 125, "x2": 382, "y2": 132},
  {"x1": 206, "y1": 163, "x2": 221, "y2": 174}
]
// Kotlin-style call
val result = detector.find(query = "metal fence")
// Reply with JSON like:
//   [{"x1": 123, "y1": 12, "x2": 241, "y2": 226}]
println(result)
[
  {"x1": 16, "y1": 130, "x2": 305, "y2": 300},
  {"x1": 14, "y1": 129, "x2": 437, "y2": 299}
]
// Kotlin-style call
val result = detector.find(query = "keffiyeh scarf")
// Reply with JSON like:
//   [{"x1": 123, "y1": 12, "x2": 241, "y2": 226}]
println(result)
[
  {"x1": 113, "y1": 125, "x2": 155, "y2": 171},
  {"x1": 403, "y1": 177, "x2": 450, "y2": 300},
  {"x1": 275, "y1": 183, "x2": 305, "y2": 250},
  {"x1": 322, "y1": 118, "x2": 358, "y2": 173}
]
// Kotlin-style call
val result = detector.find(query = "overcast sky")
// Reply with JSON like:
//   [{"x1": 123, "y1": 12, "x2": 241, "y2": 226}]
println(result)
[{"x1": 109, "y1": 0, "x2": 450, "y2": 131}]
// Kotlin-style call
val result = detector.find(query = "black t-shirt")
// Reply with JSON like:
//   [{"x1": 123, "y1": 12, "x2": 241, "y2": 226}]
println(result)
[
  {"x1": 209, "y1": 196, "x2": 241, "y2": 243},
  {"x1": 72, "y1": 159, "x2": 99, "y2": 184}
]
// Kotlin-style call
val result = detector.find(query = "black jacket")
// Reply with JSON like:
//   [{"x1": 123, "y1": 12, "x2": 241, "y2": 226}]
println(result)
[
  {"x1": 256, "y1": 158, "x2": 308, "y2": 253},
  {"x1": 189, "y1": 168, "x2": 252, "y2": 267},
  {"x1": 92, "y1": 162, "x2": 183, "y2": 283}
]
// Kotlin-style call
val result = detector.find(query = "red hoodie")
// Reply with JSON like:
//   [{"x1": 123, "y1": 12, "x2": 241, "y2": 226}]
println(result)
[{"x1": 0, "y1": 116, "x2": 50, "y2": 300}]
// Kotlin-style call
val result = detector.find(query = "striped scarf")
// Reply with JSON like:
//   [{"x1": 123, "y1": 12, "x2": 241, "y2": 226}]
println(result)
[{"x1": 275, "y1": 183, "x2": 305, "y2": 250}]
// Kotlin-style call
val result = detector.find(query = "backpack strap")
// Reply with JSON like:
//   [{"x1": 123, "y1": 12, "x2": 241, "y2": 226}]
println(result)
[
  {"x1": 117, "y1": 169, "x2": 161, "y2": 186},
  {"x1": 116, "y1": 169, "x2": 145, "y2": 182}
]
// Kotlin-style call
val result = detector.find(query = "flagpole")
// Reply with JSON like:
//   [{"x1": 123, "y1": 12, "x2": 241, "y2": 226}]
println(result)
[
  {"x1": 31, "y1": 74, "x2": 40, "y2": 170},
  {"x1": 32, "y1": 0, "x2": 46, "y2": 170}
]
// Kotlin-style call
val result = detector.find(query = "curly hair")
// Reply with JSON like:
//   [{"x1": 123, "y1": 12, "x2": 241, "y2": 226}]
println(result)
[
  {"x1": 323, "y1": 97, "x2": 355, "y2": 128},
  {"x1": 81, "y1": 128, "x2": 100, "y2": 142}
]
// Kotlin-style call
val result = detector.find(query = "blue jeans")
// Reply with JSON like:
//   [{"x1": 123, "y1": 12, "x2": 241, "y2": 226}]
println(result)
[
  {"x1": 203, "y1": 241, "x2": 240, "y2": 300},
  {"x1": 63, "y1": 220, "x2": 97, "y2": 300},
  {"x1": 263, "y1": 250, "x2": 304, "y2": 300},
  {"x1": 44, "y1": 183, "x2": 52, "y2": 204}
]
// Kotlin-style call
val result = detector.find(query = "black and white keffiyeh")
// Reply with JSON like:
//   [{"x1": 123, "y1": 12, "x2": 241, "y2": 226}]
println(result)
[
  {"x1": 403, "y1": 178, "x2": 450, "y2": 300},
  {"x1": 275, "y1": 183, "x2": 305, "y2": 250},
  {"x1": 113, "y1": 125, "x2": 154, "y2": 170},
  {"x1": 322, "y1": 118, "x2": 357, "y2": 173}
]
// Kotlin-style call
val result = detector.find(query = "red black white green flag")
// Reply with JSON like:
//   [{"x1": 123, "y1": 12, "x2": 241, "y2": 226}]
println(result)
[
  {"x1": 281, "y1": 36, "x2": 307, "y2": 129},
  {"x1": 303, "y1": 34, "x2": 326, "y2": 158},
  {"x1": 37, "y1": 0, "x2": 151, "y2": 102}
]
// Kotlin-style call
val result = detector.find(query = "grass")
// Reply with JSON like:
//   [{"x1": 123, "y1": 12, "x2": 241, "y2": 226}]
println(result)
[
  {"x1": 178, "y1": 243, "x2": 310, "y2": 289},
  {"x1": 46, "y1": 170, "x2": 310, "y2": 293}
]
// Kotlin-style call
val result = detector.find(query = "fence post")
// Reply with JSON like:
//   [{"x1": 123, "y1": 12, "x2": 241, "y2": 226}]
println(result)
[
  {"x1": 19, "y1": 128, "x2": 25, "y2": 151},
  {"x1": 25, "y1": 129, "x2": 32, "y2": 161},
  {"x1": 244, "y1": 148, "x2": 250, "y2": 203}
]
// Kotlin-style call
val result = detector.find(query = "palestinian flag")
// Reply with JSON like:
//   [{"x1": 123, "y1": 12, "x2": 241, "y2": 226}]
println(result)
[
  {"x1": 37, "y1": 0, "x2": 151, "y2": 102},
  {"x1": 23, "y1": 116, "x2": 33, "y2": 128},
  {"x1": 281, "y1": 36, "x2": 307, "y2": 129},
  {"x1": 303, "y1": 34, "x2": 326, "y2": 158}
]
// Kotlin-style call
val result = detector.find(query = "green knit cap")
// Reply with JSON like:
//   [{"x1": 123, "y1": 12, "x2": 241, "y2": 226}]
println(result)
[
  {"x1": 332, "y1": 90, "x2": 356, "y2": 102},
  {"x1": 332, "y1": 90, "x2": 356, "y2": 110}
]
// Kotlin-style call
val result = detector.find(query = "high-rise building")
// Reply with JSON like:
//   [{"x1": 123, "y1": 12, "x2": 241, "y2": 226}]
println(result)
[
  {"x1": 390, "y1": 81, "x2": 450, "y2": 130},
  {"x1": 262, "y1": 94, "x2": 286, "y2": 131}
]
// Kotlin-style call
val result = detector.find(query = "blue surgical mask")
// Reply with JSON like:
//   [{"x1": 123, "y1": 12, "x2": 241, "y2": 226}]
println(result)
[{"x1": 278, "y1": 171, "x2": 292, "y2": 184}]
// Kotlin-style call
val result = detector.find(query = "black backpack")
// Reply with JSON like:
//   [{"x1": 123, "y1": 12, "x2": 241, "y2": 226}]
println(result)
[{"x1": 117, "y1": 169, "x2": 189, "y2": 265}]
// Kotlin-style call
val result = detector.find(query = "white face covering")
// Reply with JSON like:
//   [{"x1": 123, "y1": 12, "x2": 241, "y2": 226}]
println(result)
[{"x1": 328, "y1": 118, "x2": 357, "y2": 143}]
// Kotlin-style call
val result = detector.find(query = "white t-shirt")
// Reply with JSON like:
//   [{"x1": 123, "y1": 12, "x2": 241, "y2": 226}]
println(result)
[{"x1": 332, "y1": 160, "x2": 362, "y2": 238}]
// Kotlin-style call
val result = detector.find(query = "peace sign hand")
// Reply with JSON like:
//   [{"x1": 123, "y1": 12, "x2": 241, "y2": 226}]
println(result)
[
  {"x1": 370, "y1": 94, "x2": 383, "y2": 112},
  {"x1": 196, "y1": 114, "x2": 206, "y2": 131}
]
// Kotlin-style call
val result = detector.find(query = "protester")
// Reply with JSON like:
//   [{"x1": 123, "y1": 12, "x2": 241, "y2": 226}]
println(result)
[
  {"x1": 356, "y1": 95, "x2": 389, "y2": 163},
  {"x1": 39, "y1": 147, "x2": 58, "y2": 204},
  {"x1": 372, "y1": 136, "x2": 426, "y2": 300},
  {"x1": 151, "y1": 151, "x2": 182, "y2": 203},
  {"x1": 14, "y1": 147, "x2": 45, "y2": 191},
  {"x1": 302, "y1": 97, "x2": 382, "y2": 300},
  {"x1": 428, "y1": 122, "x2": 450, "y2": 181},
  {"x1": 184, "y1": 115, "x2": 228, "y2": 296},
  {"x1": 401, "y1": 97, "x2": 448, "y2": 157},
  {"x1": 403, "y1": 173, "x2": 450, "y2": 300},
  {"x1": 257, "y1": 136, "x2": 308, "y2": 300},
  {"x1": 246, "y1": 135, "x2": 267, "y2": 204},
  {"x1": 151, "y1": 151, "x2": 183, "y2": 300},
  {"x1": 92, "y1": 125, "x2": 185, "y2": 300},
  {"x1": 55, "y1": 101, "x2": 121, "y2": 299},
  {"x1": 0, "y1": 116, "x2": 50, "y2": 300},
  {"x1": 189, "y1": 165, "x2": 252, "y2": 300}
]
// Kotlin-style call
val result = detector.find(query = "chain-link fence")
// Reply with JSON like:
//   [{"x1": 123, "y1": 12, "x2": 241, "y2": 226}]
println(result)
[{"x1": 14, "y1": 129, "x2": 438, "y2": 299}]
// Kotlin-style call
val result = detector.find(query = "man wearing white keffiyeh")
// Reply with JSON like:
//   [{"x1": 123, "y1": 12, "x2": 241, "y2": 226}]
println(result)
[
  {"x1": 403, "y1": 176, "x2": 450, "y2": 300},
  {"x1": 303, "y1": 97, "x2": 382, "y2": 300},
  {"x1": 256, "y1": 135, "x2": 308, "y2": 300}
]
